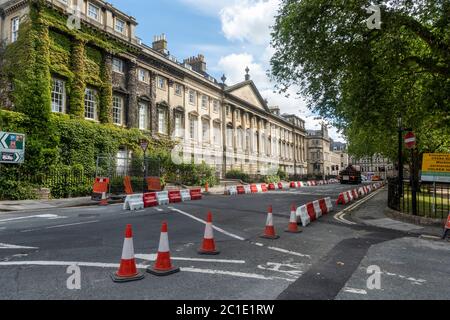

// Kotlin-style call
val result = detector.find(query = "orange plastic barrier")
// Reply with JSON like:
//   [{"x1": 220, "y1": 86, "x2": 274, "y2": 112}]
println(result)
[
  {"x1": 146, "y1": 177, "x2": 162, "y2": 192},
  {"x1": 124, "y1": 176, "x2": 133, "y2": 195}
]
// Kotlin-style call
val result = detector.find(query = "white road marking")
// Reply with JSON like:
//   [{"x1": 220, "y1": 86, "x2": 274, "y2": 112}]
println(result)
[
  {"x1": 343, "y1": 287, "x2": 368, "y2": 295},
  {"x1": 267, "y1": 246, "x2": 311, "y2": 259},
  {"x1": 257, "y1": 262, "x2": 306, "y2": 277},
  {"x1": 0, "y1": 261, "x2": 292, "y2": 282},
  {"x1": 45, "y1": 221, "x2": 99, "y2": 229},
  {"x1": 155, "y1": 208, "x2": 164, "y2": 212},
  {"x1": 180, "y1": 267, "x2": 295, "y2": 282},
  {"x1": 135, "y1": 254, "x2": 245, "y2": 264},
  {"x1": 0, "y1": 243, "x2": 38, "y2": 249},
  {"x1": 169, "y1": 207, "x2": 246, "y2": 241},
  {"x1": 0, "y1": 214, "x2": 62, "y2": 224}
]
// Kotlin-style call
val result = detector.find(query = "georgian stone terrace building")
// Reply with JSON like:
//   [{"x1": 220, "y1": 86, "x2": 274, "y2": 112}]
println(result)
[{"x1": 0, "y1": 0, "x2": 308, "y2": 177}]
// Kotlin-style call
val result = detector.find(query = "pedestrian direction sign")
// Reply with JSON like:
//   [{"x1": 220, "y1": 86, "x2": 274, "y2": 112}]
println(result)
[{"x1": 0, "y1": 132, "x2": 26, "y2": 164}]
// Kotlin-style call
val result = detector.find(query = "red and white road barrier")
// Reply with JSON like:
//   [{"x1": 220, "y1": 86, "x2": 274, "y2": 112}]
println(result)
[
  {"x1": 336, "y1": 183, "x2": 385, "y2": 206},
  {"x1": 296, "y1": 197, "x2": 333, "y2": 227}
]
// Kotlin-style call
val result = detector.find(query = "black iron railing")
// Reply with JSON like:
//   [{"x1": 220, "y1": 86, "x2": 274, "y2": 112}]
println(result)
[{"x1": 388, "y1": 179, "x2": 450, "y2": 219}]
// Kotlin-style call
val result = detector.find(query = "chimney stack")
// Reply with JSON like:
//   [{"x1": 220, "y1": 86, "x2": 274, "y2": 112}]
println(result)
[
  {"x1": 183, "y1": 54, "x2": 207, "y2": 73},
  {"x1": 152, "y1": 34, "x2": 168, "y2": 55}
]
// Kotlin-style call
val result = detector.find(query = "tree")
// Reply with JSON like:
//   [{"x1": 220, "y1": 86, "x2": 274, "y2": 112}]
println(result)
[{"x1": 270, "y1": 0, "x2": 450, "y2": 164}]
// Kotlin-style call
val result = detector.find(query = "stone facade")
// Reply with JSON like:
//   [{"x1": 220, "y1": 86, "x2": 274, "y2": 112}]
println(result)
[
  {"x1": 0, "y1": 0, "x2": 308, "y2": 178},
  {"x1": 306, "y1": 125, "x2": 348, "y2": 178}
]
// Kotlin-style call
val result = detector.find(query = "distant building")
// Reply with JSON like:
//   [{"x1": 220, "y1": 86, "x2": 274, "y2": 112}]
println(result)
[
  {"x1": 306, "y1": 125, "x2": 348, "y2": 177},
  {"x1": 350, "y1": 154, "x2": 395, "y2": 178}
]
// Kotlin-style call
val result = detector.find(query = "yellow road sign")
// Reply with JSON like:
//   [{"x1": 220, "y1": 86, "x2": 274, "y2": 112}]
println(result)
[{"x1": 422, "y1": 153, "x2": 450, "y2": 182}]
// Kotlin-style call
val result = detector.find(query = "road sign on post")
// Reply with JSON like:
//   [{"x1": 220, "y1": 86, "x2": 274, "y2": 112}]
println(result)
[
  {"x1": 405, "y1": 131, "x2": 416, "y2": 149},
  {"x1": 140, "y1": 139, "x2": 149, "y2": 153},
  {"x1": 0, "y1": 132, "x2": 26, "y2": 164}
]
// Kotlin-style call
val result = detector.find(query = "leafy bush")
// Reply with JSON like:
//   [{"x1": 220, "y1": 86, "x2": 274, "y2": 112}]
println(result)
[
  {"x1": 225, "y1": 170, "x2": 251, "y2": 183},
  {"x1": 0, "y1": 179, "x2": 38, "y2": 200},
  {"x1": 264, "y1": 175, "x2": 280, "y2": 184},
  {"x1": 277, "y1": 169, "x2": 289, "y2": 181}
]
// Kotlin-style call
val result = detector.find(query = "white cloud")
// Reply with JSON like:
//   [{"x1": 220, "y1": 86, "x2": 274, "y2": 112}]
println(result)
[
  {"x1": 220, "y1": 0, "x2": 280, "y2": 45},
  {"x1": 178, "y1": 0, "x2": 346, "y2": 143},
  {"x1": 217, "y1": 53, "x2": 270, "y2": 87}
]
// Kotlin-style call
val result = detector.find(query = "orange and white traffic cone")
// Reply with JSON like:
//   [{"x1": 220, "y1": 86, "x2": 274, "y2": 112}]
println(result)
[
  {"x1": 99, "y1": 192, "x2": 108, "y2": 206},
  {"x1": 111, "y1": 224, "x2": 145, "y2": 283},
  {"x1": 147, "y1": 222, "x2": 180, "y2": 276},
  {"x1": 198, "y1": 212, "x2": 220, "y2": 255},
  {"x1": 261, "y1": 206, "x2": 280, "y2": 239},
  {"x1": 285, "y1": 204, "x2": 302, "y2": 233}
]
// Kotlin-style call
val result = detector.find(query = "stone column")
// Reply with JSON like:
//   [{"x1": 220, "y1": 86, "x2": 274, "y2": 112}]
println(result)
[
  {"x1": 69, "y1": 38, "x2": 86, "y2": 118},
  {"x1": 126, "y1": 59, "x2": 138, "y2": 129},
  {"x1": 99, "y1": 52, "x2": 113, "y2": 124},
  {"x1": 149, "y1": 71, "x2": 158, "y2": 132}
]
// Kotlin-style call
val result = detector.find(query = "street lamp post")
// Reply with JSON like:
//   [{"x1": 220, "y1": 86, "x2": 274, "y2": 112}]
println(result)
[{"x1": 398, "y1": 116, "x2": 404, "y2": 197}]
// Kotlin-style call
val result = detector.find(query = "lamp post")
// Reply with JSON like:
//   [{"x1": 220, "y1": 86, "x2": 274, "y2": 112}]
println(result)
[{"x1": 398, "y1": 116, "x2": 404, "y2": 197}]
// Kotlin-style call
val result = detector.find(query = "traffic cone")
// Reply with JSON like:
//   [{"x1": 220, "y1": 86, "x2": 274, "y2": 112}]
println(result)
[
  {"x1": 99, "y1": 192, "x2": 108, "y2": 206},
  {"x1": 261, "y1": 206, "x2": 280, "y2": 239},
  {"x1": 198, "y1": 212, "x2": 220, "y2": 255},
  {"x1": 285, "y1": 204, "x2": 302, "y2": 233},
  {"x1": 111, "y1": 224, "x2": 145, "y2": 283},
  {"x1": 147, "y1": 222, "x2": 180, "y2": 276}
]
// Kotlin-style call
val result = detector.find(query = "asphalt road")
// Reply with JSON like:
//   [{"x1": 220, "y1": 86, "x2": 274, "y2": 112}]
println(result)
[{"x1": 0, "y1": 183, "x2": 449, "y2": 300}]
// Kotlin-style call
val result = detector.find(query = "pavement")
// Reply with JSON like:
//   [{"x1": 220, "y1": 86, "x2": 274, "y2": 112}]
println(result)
[
  {"x1": 0, "y1": 183, "x2": 448, "y2": 300},
  {"x1": 0, "y1": 197, "x2": 97, "y2": 212}
]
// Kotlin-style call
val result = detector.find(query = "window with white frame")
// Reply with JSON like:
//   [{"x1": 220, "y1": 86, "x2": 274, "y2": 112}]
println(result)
[
  {"x1": 174, "y1": 113, "x2": 183, "y2": 137},
  {"x1": 115, "y1": 18, "x2": 125, "y2": 33},
  {"x1": 112, "y1": 95, "x2": 123, "y2": 125},
  {"x1": 227, "y1": 127, "x2": 233, "y2": 148},
  {"x1": 175, "y1": 83, "x2": 182, "y2": 96},
  {"x1": 189, "y1": 90, "x2": 196, "y2": 105},
  {"x1": 261, "y1": 134, "x2": 265, "y2": 155},
  {"x1": 138, "y1": 102, "x2": 148, "y2": 130},
  {"x1": 87, "y1": 3, "x2": 100, "y2": 21},
  {"x1": 112, "y1": 58, "x2": 124, "y2": 73},
  {"x1": 237, "y1": 128, "x2": 243, "y2": 149},
  {"x1": 84, "y1": 88, "x2": 97, "y2": 120},
  {"x1": 236, "y1": 109, "x2": 240, "y2": 120},
  {"x1": 189, "y1": 116, "x2": 198, "y2": 140},
  {"x1": 157, "y1": 77, "x2": 165, "y2": 89},
  {"x1": 138, "y1": 69, "x2": 148, "y2": 83},
  {"x1": 202, "y1": 120, "x2": 210, "y2": 143},
  {"x1": 11, "y1": 17, "x2": 19, "y2": 43},
  {"x1": 213, "y1": 123, "x2": 221, "y2": 145},
  {"x1": 213, "y1": 100, "x2": 219, "y2": 113},
  {"x1": 51, "y1": 78, "x2": 65, "y2": 113},
  {"x1": 226, "y1": 106, "x2": 230, "y2": 116},
  {"x1": 201, "y1": 95, "x2": 208, "y2": 109},
  {"x1": 157, "y1": 108, "x2": 167, "y2": 134}
]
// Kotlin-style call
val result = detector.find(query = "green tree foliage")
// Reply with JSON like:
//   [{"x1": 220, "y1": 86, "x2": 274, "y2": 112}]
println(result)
[{"x1": 271, "y1": 0, "x2": 450, "y2": 161}]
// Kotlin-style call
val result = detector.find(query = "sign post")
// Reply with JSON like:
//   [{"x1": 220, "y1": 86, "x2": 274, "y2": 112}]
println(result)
[
  {"x1": 405, "y1": 132, "x2": 417, "y2": 215},
  {"x1": 0, "y1": 132, "x2": 26, "y2": 164},
  {"x1": 140, "y1": 139, "x2": 149, "y2": 193}
]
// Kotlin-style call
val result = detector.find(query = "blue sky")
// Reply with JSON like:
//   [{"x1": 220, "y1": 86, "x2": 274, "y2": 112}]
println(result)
[{"x1": 108, "y1": 0, "x2": 345, "y2": 142}]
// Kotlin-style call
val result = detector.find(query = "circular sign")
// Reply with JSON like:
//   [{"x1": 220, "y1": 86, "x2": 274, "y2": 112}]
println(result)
[{"x1": 404, "y1": 131, "x2": 416, "y2": 149}]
